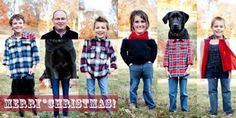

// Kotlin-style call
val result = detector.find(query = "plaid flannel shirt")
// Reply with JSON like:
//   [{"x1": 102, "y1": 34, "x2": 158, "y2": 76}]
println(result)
[
  {"x1": 3, "y1": 31, "x2": 40, "y2": 79},
  {"x1": 163, "y1": 39, "x2": 193, "y2": 77},
  {"x1": 80, "y1": 37, "x2": 117, "y2": 78}
]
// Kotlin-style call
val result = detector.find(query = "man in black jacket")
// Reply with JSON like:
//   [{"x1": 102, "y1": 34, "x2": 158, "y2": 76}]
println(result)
[{"x1": 41, "y1": 10, "x2": 78, "y2": 118}]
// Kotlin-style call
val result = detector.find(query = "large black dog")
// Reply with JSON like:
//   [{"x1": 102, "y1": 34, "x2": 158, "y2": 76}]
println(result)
[
  {"x1": 41, "y1": 39, "x2": 77, "y2": 79},
  {"x1": 162, "y1": 10, "x2": 189, "y2": 39}
]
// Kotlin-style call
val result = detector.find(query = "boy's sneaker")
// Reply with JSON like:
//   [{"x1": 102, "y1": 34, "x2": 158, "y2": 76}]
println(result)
[
  {"x1": 209, "y1": 114, "x2": 217, "y2": 118},
  {"x1": 129, "y1": 103, "x2": 136, "y2": 110},
  {"x1": 149, "y1": 106, "x2": 156, "y2": 110},
  {"x1": 225, "y1": 113, "x2": 233, "y2": 117},
  {"x1": 169, "y1": 111, "x2": 176, "y2": 118},
  {"x1": 169, "y1": 111, "x2": 177, "y2": 113}
]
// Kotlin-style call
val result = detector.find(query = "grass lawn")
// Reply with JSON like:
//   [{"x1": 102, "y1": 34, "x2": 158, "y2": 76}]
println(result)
[{"x1": 0, "y1": 69, "x2": 236, "y2": 118}]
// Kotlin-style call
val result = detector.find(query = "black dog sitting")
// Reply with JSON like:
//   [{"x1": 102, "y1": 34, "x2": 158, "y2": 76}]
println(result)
[
  {"x1": 162, "y1": 10, "x2": 189, "y2": 39},
  {"x1": 41, "y1": 39, "x2": 77, "y2": 80}
]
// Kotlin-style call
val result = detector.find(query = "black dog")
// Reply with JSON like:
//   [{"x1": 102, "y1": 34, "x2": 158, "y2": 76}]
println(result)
[
  {"x1": 41, "y1": 39, "x2": 77, "y2": 80},
  {"x1": 162, "y1": 10, "x2": 189, "y2": 39}
]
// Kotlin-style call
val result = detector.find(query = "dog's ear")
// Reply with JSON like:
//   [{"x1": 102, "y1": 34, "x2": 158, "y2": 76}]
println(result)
[
  {"x1": 162, "y1": 12, "x2": 171, "y2": 24},
  {"x1": 180, "y1": 11, "x2": 189, "y2": 23}
]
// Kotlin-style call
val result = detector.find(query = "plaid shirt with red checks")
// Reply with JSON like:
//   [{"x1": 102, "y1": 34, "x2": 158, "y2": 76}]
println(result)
[
  {"x1": 163, "y1": 39, "x2": 193, "y2": 77},
  {"x1": 80, "y1": 37, "x2": 117, "y2": 78}
]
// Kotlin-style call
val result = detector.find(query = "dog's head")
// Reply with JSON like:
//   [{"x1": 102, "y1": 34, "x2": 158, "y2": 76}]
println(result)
[{"x1": 162, "y1": 11, "x2": 189, "y2": 33}]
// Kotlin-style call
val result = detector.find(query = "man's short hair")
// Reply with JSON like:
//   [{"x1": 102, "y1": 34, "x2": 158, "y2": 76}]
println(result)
[{"x1": 52, "y1": 10, "x2": 68, "y2": 19}]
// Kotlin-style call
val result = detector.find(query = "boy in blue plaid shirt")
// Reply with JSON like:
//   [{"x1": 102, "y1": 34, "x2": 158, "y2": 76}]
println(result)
[{"x1": 2, "y1": 14, "x2": 39, "y2": 118}]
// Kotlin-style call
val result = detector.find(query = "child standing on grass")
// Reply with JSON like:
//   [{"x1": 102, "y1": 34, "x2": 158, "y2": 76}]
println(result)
[
  {"x1": 201, "y1": 16, "x2": 236, "y2": 117},
  {"x1": 120, "y1": 10, "x2": 157, "y2": 110},
  {"x1": 80, "y1": 16, "x2": 117, "y2": 114},
  {"x1": 163, "y1": 15, "x2": 193, "y2": 113},
  {"x1": 2, "y1": 14, "x2": 39, "y2": 118}
]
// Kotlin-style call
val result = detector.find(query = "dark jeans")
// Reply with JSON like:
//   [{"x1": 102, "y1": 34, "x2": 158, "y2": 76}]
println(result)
[
  {"x1": 10, "y1": 74, "x2": 36, "y2": 117},
  {"x1": 50, "y1": 78, "x2": 70, "y2": 117}
]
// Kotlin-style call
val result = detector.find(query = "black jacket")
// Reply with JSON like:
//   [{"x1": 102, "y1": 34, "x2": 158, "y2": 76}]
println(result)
[
  {"x1": 40, "y1": 26, "x2": 78, "y2": 79},
  {"x1": 41, "y1": 26, "x2": 78, "y2": 39},
  {"x1": 120, "y1": 38, "x2": 157, "y2": 66}
]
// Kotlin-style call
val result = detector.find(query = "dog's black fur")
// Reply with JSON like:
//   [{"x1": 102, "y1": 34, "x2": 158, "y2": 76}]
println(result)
[
  {"x1": 162, "y1": 10, "x2": 189, "y2": 39},
  {"x1": 42, "y1": 39, "x2": 77, "y2": 79}
]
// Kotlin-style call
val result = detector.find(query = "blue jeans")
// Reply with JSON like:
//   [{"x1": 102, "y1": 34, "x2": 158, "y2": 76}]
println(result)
[
  {"x1": 50, "y1": 79, "x2": 70, "y2": 117},
  {"x1": 208, "y1": 78, "x2": 233, "y2": 115},
  {"x1": 87, "y1": 77, "x2": 110, "y2": 112},
  {"x1": 129, "y1": 63, "x2": 155, "y2": 109},
  {"x1": 168, "y1": 74, "x2": 189, "y2": 112},
  {"x1": 86, "y1": 77, "x2": 109, "y2": 96}
]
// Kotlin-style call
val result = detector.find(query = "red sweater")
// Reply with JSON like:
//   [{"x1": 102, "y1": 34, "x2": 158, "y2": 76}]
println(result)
[{"x1": 201, "y1": 39, "x2": 236, "y2": 78}]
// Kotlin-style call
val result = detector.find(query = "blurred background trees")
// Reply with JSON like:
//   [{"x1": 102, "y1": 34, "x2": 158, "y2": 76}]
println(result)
[
  {"x1": 79, "y1": 0, "x2": 118, "y2": 39},
  {"x1": 198, "y1": 0, "x2": 236, "y2": 39},
  {"x1": 0, "y1": 0, "x2": 236, "y2": 77},
  {"x1": 118, "y1": 0, "x2": 157, "y2": 34},
  {"x1": 0, "y1": 0, "x2": 79, "y2": 37}
]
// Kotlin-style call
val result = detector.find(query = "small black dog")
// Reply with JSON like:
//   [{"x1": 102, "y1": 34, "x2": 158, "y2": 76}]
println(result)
[
  {"x1": 41, "y1": 39, "x2": 77, "y2": 79},
  {"x1": 162, "y1": 10, "x2": 189, "y2": 39}
]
